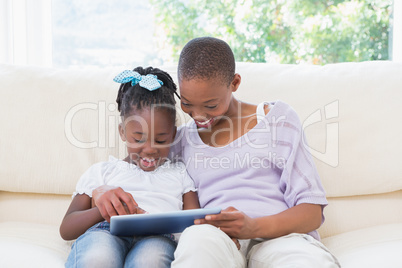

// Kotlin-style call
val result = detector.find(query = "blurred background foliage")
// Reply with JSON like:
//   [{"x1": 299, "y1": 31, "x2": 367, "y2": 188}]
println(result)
[{"x1": 150, "y1": 0, "x2": 393, "y2": 64}]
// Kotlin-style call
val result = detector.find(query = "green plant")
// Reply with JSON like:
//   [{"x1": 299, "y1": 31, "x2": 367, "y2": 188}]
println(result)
[{"x1": 151, "y1": 0, "x2": 392, "y2": 64}]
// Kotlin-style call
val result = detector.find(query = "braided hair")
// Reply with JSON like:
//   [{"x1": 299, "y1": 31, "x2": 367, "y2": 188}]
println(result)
[
  {"x1": 116, "y1": 67, "x2": 178, "y2": 123},
  {"x1": 178, "y1": 37, "x2": 235, "y2": 86}
]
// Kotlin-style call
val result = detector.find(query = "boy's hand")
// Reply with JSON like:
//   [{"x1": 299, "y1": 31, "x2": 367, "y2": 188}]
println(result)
[
  {"x1": 92, "y1": 185, "x2": 143, "y2": 222},
  {"x1": 195, "y1": 206, "x2": 258, "y2": 239}
]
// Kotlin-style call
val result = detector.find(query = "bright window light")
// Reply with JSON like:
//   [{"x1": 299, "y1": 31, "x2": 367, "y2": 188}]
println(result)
[
  {"x1": 1, "y1": 0, "x2": 400, "y2": 66},
  {"x1": 52, "y1": 0, "x2": 162, "y2": 68}
]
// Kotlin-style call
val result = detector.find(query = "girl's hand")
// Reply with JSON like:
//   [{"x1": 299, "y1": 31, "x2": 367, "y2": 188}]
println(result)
[
  {"x1": 195, "y1": 206, "x2": 258, "y2": 239},
  {"x1": 92, "y1": 185, "x2": 145, "y2": 222}
]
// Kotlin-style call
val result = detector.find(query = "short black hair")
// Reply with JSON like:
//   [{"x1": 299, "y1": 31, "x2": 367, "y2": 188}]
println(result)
[
  {"x1": 116, "y1": 66, "x2": 178, "y2": 123},
  {"x1": 178, "y1": 37, "x2": 235, "y2": 86}
]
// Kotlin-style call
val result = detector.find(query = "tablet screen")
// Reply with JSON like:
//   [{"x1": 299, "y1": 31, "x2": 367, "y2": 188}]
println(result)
[{"x1": 110, "y1": 207, "x2": 221, "y2": 236}]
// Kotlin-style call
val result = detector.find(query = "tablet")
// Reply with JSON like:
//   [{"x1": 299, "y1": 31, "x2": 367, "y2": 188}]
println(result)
[{"x1": 110, "y1": 207, "x2": 221, "y2": 236}]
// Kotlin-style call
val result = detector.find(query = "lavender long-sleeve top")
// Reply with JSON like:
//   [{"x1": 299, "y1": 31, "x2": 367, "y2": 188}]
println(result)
[{"x1": 169, "y1": 101, "x2": 328, "y2": 240}]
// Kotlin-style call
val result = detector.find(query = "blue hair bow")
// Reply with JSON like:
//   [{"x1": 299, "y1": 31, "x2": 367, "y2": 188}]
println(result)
[{"x1": 113, "y1": 70, "x2": 163, "y2": 91}]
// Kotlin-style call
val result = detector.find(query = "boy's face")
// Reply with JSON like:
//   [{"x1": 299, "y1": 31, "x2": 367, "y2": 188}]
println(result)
[
  {"x1": 179, "y1": 75, "x2": 240, "y2": 128},
  {"x1": 119, "y1": 107, "x2": 176, "y2": 171}
]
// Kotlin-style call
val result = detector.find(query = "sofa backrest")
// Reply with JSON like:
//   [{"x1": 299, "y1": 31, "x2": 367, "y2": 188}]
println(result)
[
  {"x1": 232, "y1": 61, "x2": 402, "y2": 199},
  {"x1": 1, "y1": 62, "x2": 402, "y2": 199}
]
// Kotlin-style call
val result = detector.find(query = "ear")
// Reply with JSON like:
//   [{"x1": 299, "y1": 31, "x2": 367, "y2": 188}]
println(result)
[
  {"x1": 230, "y1": 73, "x2": 241, "y2": 93},
  {"x1": 118, "y1": 123, "x2": 126, "y2": 142}
]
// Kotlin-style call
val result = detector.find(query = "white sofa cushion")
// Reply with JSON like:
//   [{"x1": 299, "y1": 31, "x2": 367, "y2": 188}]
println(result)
[
  {"x1": 322, "y1": 223, "x2": 402, "y2": 268},
  {"x1": 1, "y1": 221, "x2": 401, "y2": 268},
  {"x1": 0, "y1": 222, "x2": 72, "y2": 268}
]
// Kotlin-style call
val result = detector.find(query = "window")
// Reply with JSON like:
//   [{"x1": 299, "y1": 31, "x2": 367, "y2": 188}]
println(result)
[
  {"x1": 151, "y1": 0, "x2": 396, "y2": 64},
  {"x1": 52, "y1": 0, "x2": 161, "y2": 68},
  {"x1": 1, "y1": 0, "x2": 401, "y2": 67},
  {"x1": 0, "y1": 0, "x2": 52, "y2": 66},
  {"x1": 391, "y1": 0, "x2": 402, "y2": 61}
]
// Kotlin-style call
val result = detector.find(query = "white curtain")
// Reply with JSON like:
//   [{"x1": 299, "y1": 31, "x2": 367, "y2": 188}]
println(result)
[{"x1": 0, "y1": 0, "x2": 52, "y2": 66}]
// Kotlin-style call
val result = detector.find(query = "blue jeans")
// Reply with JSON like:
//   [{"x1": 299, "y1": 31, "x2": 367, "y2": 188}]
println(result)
[{"x1": 65, "y1": 221, "x2": 177, "y2": 268}]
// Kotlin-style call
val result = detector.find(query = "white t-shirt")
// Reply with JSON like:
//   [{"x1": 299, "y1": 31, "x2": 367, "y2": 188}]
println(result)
[{"x1": 74, "y1": 156, "x2": 196, "y2": 214}]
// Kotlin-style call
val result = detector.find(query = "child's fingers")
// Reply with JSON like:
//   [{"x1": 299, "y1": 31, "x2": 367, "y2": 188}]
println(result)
[
  {"x1": 123, "y1": 203, "x2": 130, "y2": 214},
  {"x1": 112, "y1": 197, "x2": 129, "y2": 216},
  {"x1": 114, "y1": 187, "x2": 137, "y2": 205},
  {"x1": 103, "y1": 187, "x2": 137, "y2": 216},
  {"x1": 103, "y1": 202, "x2": 118, "y2": 222},
  {"x1": 205, "y1": 211, "x2": 238, "y2": 221},
  {"x1": 195, "y1": 212, "x2": 237, "y2": 225},
  {"x1": 135, "y1": 206, "x2": 148, "y2": 214},
  {"x1": 120, "y1": 194, "x2": 138, "y2": 214},
  {"x1": 194, "y1": 218, "x2": 235, "y2": 229},
  {"x1": 194, "y1": 207, "x2": 242, "y2": 228},
  {"x1": 194, "y1": 218, "x2": 208, "y2": 225},
  {"x1": 202, "y1": 206, "x2": 240, "y2": 221}
]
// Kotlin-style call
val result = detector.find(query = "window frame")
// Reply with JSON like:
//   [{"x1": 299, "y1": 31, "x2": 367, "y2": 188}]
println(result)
[{"x1": 392, "y1": 0, "x2": 402, "y2": 61}]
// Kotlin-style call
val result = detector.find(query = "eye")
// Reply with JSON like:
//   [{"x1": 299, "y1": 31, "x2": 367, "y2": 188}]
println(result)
[
  {"x1": 134, "y1": 138, "x2": 145, "y2": 143},
  {"x1": 205, "y1": 105, "x2": 217, "y2": 109},
  {"x1": 155, "y1": 140, "x2": 168, "y2": 144},
  {"x1": 181, "y1": 102, "x2": 190, "y2": 107}
]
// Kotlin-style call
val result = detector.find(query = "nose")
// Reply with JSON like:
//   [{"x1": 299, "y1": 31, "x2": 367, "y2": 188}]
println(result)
[
  {"x1": 190, "y1": 108, "x2": 207, "y2": 120},
  {"x1": 142, "y1": 140, "x2": 158, "y2": 155}
]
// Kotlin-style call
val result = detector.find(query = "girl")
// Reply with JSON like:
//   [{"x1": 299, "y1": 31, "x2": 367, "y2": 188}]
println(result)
[{"x1": 60, "y1": 67, "x2": 199, "y2": 268}]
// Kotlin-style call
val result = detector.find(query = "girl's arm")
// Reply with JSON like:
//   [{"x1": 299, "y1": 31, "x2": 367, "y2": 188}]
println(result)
[
  {"x1": 196, "y1": 203, "x2": 322, "y2": 239},
  {"x1": 59, "y1": 194, "x2": 104, "y2": 241},
  {"x1": 182, "y1": 191, "x2": 200, "y2": 210}
]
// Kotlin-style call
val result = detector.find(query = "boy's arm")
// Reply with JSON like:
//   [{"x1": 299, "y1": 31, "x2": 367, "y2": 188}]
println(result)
[
  {"x1": 59, "y1": 194, "x2": 104, "y2": 241},
  {"x1": 252, "y1": 203, "x2": 322, "y2": 239},
  {"x1": 182, "y1": 191, "x2": 200, "y2": 210}
]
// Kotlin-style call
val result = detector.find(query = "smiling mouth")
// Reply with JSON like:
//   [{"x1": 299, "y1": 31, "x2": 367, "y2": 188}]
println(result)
[
  {"x1": 195, "y1": 117, "x2": 214, "y2": 128},
  {"x1": 140, "y1": 157, "x2": 158, "y2": 168}
]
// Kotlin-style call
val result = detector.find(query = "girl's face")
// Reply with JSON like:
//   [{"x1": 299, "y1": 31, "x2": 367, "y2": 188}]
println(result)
[
  {"x1": 119, "y1": 107, "x2": 176, "y2": 172},
  {"x1": 179, "y1": 74, "x2": 241, "y2": 128}
]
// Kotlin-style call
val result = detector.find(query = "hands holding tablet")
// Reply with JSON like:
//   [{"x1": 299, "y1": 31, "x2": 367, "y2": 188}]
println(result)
[
  {"x1": 194, "y1": 206, "x2": 258, "y2": 240},
  {"x1": 92, "y1": 185, "x2": 242, "y2": 249},
  {"x1": 194, "y1": 206, "x2": 244, "y2": 250},
  {"x1": 92, "y1": 185, "x2": 147, "y2": 222}
]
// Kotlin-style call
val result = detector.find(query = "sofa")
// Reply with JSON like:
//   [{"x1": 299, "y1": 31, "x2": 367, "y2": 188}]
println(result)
[{"x1": 0, "y1": 61, "x2": 401, "y2": 267}]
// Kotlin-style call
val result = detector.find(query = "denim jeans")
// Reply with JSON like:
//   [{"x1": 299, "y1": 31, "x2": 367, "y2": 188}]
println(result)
[{"x1": 66, "y1": 221, "x2": 177, "y2": 268}]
